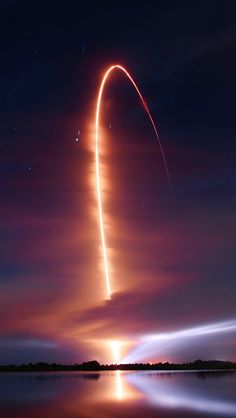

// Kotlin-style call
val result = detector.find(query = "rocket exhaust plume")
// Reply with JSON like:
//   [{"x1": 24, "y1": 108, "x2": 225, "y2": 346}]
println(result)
[{"x1": 95, "y1": 65, "x2": 172, "y2": 299}]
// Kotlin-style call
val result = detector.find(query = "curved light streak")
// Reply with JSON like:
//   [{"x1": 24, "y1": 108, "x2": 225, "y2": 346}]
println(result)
[{"x1": 95, "y1": 64, "x2": 172, "y2": 299}]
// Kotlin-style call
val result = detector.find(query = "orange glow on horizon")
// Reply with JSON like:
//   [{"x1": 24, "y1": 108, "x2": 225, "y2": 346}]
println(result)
[{"x1": 95, "y1": 64, "x2": 172, "y2": 299}]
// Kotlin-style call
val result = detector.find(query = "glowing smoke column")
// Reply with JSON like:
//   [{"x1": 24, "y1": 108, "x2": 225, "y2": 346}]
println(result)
[
  {"x1": 95, "y1": 65, "x2": 172, "y2": 299},
  {"x1": 111, "y1": 340, "x2": 121, "y2": 363}
]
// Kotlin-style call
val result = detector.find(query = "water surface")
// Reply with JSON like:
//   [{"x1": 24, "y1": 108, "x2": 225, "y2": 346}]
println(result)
[{"x1": 0, "y1": 370, "x2": 236, "y2": 417}]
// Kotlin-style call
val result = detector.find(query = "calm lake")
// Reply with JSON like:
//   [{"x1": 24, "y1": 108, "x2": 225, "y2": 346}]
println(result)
[{"x1": 0, "y1": 370, "x2": 236, "y2": 417}]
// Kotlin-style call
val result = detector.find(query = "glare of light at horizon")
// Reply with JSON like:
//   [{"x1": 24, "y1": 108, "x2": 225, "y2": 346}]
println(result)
[
  {"x1": 111, "y1": 340, "x2": 121, "y2": 364},
  {"x1": 122, "y1": 319, "x2": 236, "y2": 363}
]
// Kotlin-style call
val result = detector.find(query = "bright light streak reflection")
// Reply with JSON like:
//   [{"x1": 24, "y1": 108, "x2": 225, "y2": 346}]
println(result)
[
  {"x1": 115, "y1": 370, "x2": 124, "y2": 400},
  {"x1": 123, "y1": 319, "x2": 236, "y2": 363},
  {"x1": 95, "y1": 64, "x2": 172, "y2": 299},
  {"x1": 127, "y1": 373, "x2": 236, "y2": 416}
]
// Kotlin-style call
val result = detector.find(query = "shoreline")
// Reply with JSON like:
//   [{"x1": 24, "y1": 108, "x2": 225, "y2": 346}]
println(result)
[{"x1": 0, "y1": 359, "x2": 235, "y2": 373}]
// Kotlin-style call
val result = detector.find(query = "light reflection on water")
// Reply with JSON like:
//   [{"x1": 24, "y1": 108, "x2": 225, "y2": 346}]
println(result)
[
  {"x1": 115, "y1": 370, "x2": 124, "y2": 400},
  {"x1": 0, "y1": 370, "x2": 236, "y2": 417},
  {"x1": 127, "y1": 371, "x2": 236, "y2": 416}
]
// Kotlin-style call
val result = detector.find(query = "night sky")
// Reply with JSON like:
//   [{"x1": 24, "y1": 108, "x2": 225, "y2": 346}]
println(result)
[{"x1": 0, "y1": 0, "x2": 236, "y2": 364}]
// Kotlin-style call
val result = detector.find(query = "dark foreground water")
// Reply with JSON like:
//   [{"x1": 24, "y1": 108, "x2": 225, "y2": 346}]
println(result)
[{"x1": 0, "y1": 370, "x2": 236, "y2": 417}]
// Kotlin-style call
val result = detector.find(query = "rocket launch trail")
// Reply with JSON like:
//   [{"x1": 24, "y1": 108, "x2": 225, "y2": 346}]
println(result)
[{"x1": 95, "y1": 65, "x2": 172, "y2": 300}]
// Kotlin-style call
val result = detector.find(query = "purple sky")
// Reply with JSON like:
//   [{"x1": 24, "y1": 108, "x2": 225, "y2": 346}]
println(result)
[{"x1": 0, "y1": 0, "x2": 235, "y2": 364}]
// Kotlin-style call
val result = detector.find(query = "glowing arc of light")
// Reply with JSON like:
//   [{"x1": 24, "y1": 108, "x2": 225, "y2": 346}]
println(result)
[{"x1": 95, "y1": 64, "x2": 171, "y2": 300}]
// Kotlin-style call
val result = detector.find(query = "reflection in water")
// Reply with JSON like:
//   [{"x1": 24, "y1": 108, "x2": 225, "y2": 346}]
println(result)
[
  {"x1": 126, "y1": 371, "x2": 236, "y2": 416},
  {"x1": 115, "y1": 371, "x2": 124, "y2": 400},
  {"x1": 113, "y1": 370, "x2": 140, "y2": 402},
  {"x1": 0, "y1": 371, "x2": 236, "y2": 418}
]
